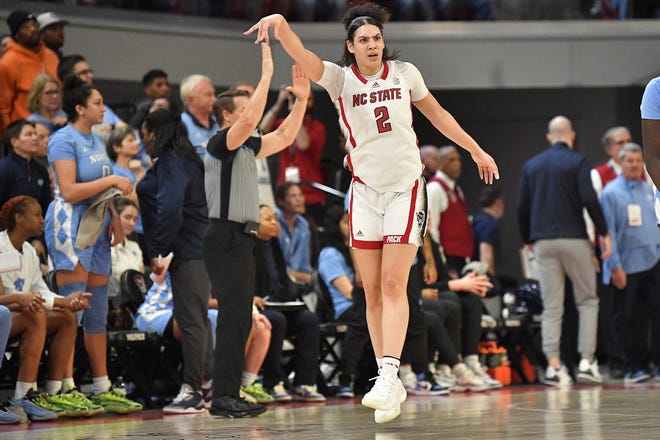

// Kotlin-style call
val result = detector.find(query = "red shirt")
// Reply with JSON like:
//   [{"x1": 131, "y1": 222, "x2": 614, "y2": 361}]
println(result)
[
  {"x1": 428, "y1": 177, "x2": 474, "y2": 258},
  {"x1": 275, "y1": 115, "x2": 327, "y2": 205}
]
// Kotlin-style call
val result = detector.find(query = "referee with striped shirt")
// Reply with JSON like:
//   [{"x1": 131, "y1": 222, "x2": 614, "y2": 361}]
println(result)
[{"x1": 203, "y1": 44, "x2": 310, "y2": 418}]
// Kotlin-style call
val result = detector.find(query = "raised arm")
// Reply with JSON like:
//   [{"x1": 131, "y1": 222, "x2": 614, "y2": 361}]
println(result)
[
  {"x1": 245, "y1": 14, "x2": 325, "y2": 83},
  {"x1": 257, "y1": 64, "x2": 311, "y2": 159},
  {"x1": 414, "y1": 93, "x2": 499, "y2": 184},
  {"x1": 226, "y1": 43, "x2": 274, "y2": 151}
]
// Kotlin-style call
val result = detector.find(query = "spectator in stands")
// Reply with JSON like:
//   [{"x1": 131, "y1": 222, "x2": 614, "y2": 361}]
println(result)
[
  {"x1": 517, "y1": 115, "x2": 611, "y2": 387},
  {"x1": 317, "y1": 204, "x2": 370, "y2": 398},
  {"x1": 420, "y1": 144, "x2": 439, "y2": 181},
  {"x1": 134, "y1": 271, "x2": 274, "y2": 405},
  {"x1": 129, "y1": 69, "x2": 172, "y2": 130},
  {"x1": 33, "y1": 121, "x2": 50, "y2": 169},
  {"x1": 27, "y1": 74, "x2": 67, "y2": 134},
  {"x1": 0, "y1": 119, "x2": 52, "y2": 219},
  {"x1": 275, "y1": 182, "x2": 314, "y2": 284},
  {"x1": 421, "y1": 235, "x2": 500, "y2": 391},
  {"x1": 44, "y1": 76, "x2": 141, "y2": 414},
  {"x1": 0, "y1": 10, "x2": 59, "y2": 138},
  {"x1": 106, "y1": 126, "x2": 145, "y2": 189},
  {"x1": 0, "y1": 195, "x2": 92, "y2": 420},
  {"x1": 136, "y1": 108, "x2": 213, "y2": 414},
  {"x1": 472, "y1": 186, "x2": 504, "y2": 275},
  {"x1": 37, "y1": 12, "x2": 68, "y2": 59},
  {"x1": 0, "y1": 34, "x2": 11, "y2": 58},
  {"x1": 254, "y1": 204, "x2": 325, "y2": 402},
  {"x1": 427, "y1": 145, "x2": 475, "y2": 275},
  {"x1": 588, "y1": 125, "x2": 637, "y2": 380},
  {"x1": 109, "y1": 197, "x2": 143, "y2": 279},
  {"x1": 179, "y1": 74, "x2": 219, "y2": 158},
  {"x1": 642, "y1": 77, "x2": 660, "y2": 201},
  {"x1": 57, "y1": 54, "x2": 128, "y2": 139},
  {"x1": 600, "y1": 143, "x2": 660, "y2": 384},
  {"x1": 261, "y1": 89, "x2": 327, "y2": 225}
]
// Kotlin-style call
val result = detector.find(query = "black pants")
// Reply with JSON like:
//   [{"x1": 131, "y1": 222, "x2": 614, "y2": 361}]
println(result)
[
  {"x1": 457, "y1": 291, "x2": 484, "y2": 357},
  {"x1": 402, "y1": 265, "x2": 430, "y2": 374},
  {"x1": 261, "y1": 309, "x2": 320, "y2": 389},
  {"x1": 423, "y1": 291, "x2": 462, "y2": 367},
  {"x1": 203, "y1": 220, "x2": 256, "y2": 398},
  {"x1": 336, "y1": 287, "x2": 370, "y2": 384},
  {"x1": 170, "y1": 258, "x2": 213, "y2": 389},
  {"x1": 612, "y1": 259, "x2": 660, "y2": 372}
]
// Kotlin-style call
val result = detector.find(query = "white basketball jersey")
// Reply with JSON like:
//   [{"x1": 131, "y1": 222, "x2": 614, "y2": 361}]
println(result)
[{"x1": 317, "y1": 60, "x2": 428, "y2": 193}]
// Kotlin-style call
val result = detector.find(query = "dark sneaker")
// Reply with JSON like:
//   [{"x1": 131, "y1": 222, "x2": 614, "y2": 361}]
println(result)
[
  {"x1": 336, "y1": 384, "x2": 355, "y2": 399},
  {"x1": 210, "y1": 396, "x2": 267, "y2": 418},
  {"x1": 414, "y1": 372, "x2": 451, "y2": 396},
  {"x1": 163, "y1": 384, "x2": 205, "y2": 414}
]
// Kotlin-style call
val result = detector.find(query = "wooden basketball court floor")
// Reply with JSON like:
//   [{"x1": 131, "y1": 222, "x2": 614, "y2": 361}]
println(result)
[{"x1": 2, "y1": 383, "x2": 660, "y2": 439}]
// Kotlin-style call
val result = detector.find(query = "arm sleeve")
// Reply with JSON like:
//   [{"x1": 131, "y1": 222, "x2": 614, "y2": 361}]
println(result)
[
  {"x1": 578, "y1": 159, "x2": 608, "y2": 236},
  {"x1": 151, "y1": 158, "x2": 188, "y2": 256},
  {"x1": 517, "y1": 170, "x2": 531, "y2": 243},
  {"x1": 401, "y1": 62, "x2": 430, "y2": 103},
  {"x1": 316, "y1": 61, "x2": 344, "y2": 102},
  {"x1": 600, "y1": 190, "x2": 621, "y2": 271},
  {"x1": 641, "y1": 77, "x2": 660, "y2": 120},
  {"x1": 318, "y1": 248, "x2": 349, "y2": 286}
]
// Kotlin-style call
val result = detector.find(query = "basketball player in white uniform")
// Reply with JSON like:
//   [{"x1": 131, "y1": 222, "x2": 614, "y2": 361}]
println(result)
[{"x1": 246, "y1": 2, "x2": 499, "y2": 423}]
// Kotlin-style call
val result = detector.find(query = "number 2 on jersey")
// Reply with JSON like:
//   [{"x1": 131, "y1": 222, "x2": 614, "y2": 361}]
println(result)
[{"x1": 374, "y1": 106, "x2": 392, "y2": 133}]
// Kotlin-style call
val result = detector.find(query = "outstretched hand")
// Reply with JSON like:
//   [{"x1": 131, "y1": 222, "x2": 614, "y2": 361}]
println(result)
[
  {"x1": 471, "y1": 149, "x2": 499, "y2": 184},
  {"x1": 244, "y1": 14, "x2": 287, "y2": 46},
  {"x1": 285, "y1": 64, "x2": 310, "y2": 102}
]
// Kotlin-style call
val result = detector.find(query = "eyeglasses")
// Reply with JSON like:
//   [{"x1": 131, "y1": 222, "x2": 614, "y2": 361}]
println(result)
[{"x1": 76, "y1": 69, "x2": 94, "y2": 77}]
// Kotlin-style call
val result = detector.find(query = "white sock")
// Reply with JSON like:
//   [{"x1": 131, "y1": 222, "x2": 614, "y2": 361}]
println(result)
[
  {"x1": 45, "y1": 380, "x2": 63, "y2": 395},
  {"x1": 381, "y1": 356, "x2": 400, "y2": 377},
  {"x1": 241, "y1": 371, "x2": 257, "y2": 388},
  {"x1": 202, "y1": 379, "x2": 213, "y2": 390},
  {"x1": 14, "y1": 381, "x2": 34, "y2": 400},
  {"x1": 62, "y1": 377, "x2": 76, "y2": 391},
  {"x1": 92, "y1": 376, "x2": 110, "y2": 395},
  {"x1": 376, "y1": 358, "x2": 383, "y2": 371},
  {"x1": 464, "y1": 355, "x2": 480, "y2": 367}
]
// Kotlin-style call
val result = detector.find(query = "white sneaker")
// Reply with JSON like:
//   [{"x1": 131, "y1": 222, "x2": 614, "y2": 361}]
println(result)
[
  {"x1": 453, "y1": 363, "x2": 490, "y2": 392},
  {"x1": 467, "y1": 360, "x2": 503, "y2": 389},
  {"x1": 374, "y1": 378, "x2": 407, "y2": 424},
  {"x1": 163, "y1": 384, "x2": 205, "y2": 414},
  {"x1": 399, "y1": 371, "x2": 417, "y2": 395},
  {"x1": 544, "y1": 365, "x2": 573, "y2": 387},
  {"x1": 362, "y1": 373, "x2": 401, "y2": 411},
  {"x1": 433, "y1": 364, "x2": 457, "y2": 389},
  {"x1": 577, "y1": 358, "x2": 603, "y2": 384}
]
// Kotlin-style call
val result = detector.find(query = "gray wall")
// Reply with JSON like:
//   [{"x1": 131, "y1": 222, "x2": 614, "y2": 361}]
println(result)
[{"x1": 2, "y1": 2, "x2": 659, "y2": 279}]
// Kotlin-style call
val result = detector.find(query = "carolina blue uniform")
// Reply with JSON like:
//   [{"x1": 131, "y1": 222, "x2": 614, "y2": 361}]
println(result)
[{"x1": 45, "y1": 125, "x2": 114, "y2": 275}]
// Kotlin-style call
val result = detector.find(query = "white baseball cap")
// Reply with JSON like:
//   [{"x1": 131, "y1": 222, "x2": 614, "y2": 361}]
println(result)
[{"x1": 37, "y1": 12, "x2": 68, "y2": 30}]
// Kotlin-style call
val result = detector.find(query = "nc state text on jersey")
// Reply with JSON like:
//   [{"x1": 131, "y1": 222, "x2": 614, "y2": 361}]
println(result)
[{"x1": 352, "y1": 88, "x2": 402, "y2": 107}]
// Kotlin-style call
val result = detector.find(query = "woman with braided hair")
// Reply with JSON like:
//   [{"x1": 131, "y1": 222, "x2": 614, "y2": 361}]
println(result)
[{"x1": 0, "y1": 196, "x2": 91, "y2": 420}]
